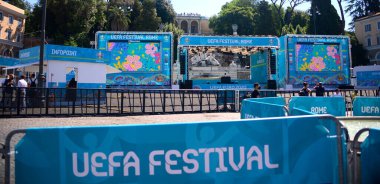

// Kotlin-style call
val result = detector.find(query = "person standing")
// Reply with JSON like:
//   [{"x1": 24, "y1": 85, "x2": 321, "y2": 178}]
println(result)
[
  {"x1": 66, "y1": 78, "x2": 77, "y2": 102},
  {"x1": 314, "y1": 82, "x2": 325, "y2": 96},
  {"x1": 17, "y1": 75, "x2": 28, "y2": 109},
  {"x1": 251, "y1": 83, "x2": 261, "y2": 98},
  {"x1": 3, "y1": 74, "x2": 15, "y2": 110},
  {"x1": 299, "y1": 82, "x2": 311, "y2": 96},
  {"x1": 28, "y1": 73, "x2": 38, "y2": 107}
]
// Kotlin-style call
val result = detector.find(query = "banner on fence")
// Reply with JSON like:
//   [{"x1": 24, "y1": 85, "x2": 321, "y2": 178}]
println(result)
[
  {"x1": 360, "y1": 128, "x2": 380, "y2": 184},
  {"x1": 241, "y1": 97, "x2": 286, "y2": 119},
  {"x1": 353, "y1": 97, "x2": 380, "y2": 116},
  {"x1": 289, "y1": 97, "x2": 346, "y2": 116},
  {"x1": 15, "y1": 116, "x2": 345, "y2": 184}
]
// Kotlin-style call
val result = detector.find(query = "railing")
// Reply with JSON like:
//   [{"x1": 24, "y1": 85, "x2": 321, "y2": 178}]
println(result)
[
  {"x1": 0, "y1": 87, "x2": 236, "y2": 117},
  {"x1": 0, "y1": 87, "x2": 378, "y2": 117}
]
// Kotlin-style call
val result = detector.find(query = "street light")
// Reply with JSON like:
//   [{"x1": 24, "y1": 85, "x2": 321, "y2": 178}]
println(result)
[
  {"x1": 313, "y1": 5, "x2": 321, "y2": 35},
  {"x1": 232, "y1": 24, "x2": 238, "y2": 36},
  {"x1": 38, "y1": 0, "x2": 47, "y2": 88}
]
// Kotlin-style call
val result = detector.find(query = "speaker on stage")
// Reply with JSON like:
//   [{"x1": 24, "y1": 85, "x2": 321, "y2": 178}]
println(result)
[
  {"x1": 221, "y1": 76, "x2": 231, "y2": 84},
  {"x1": 184, "y1": 80, "x2": 193, "y2": 89},
  {"x1": 267, "y1": 80, "x2": 277, "y2": 89}
]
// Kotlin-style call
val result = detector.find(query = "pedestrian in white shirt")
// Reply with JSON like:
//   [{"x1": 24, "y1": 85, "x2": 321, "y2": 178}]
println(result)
[{"x1": 17, "y1": 75, "x2": 28, "y2": 109}]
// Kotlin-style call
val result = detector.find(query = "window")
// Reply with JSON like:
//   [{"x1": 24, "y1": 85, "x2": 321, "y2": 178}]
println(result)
[
  {"x1": 0, "y1": 12, "x2": 3, "y2": 21},
  {"x1": 377, "y1": 36, "x2": 380, "y2": 45},
  {"x1": 367, "y1": 38, "x2": 372, "y2": 46},
  {"x1": 8, "y1": 15, "x2": 13, "y2": 24},
  {"x1": 365, "y1": 24, "x2": 371, "y2": 32},
  {"x1": 6, "y1": 30, "x2": 11, "y2": 40},
  {"x1": 18, "y1": 18, "x2": 22, "y2": 26},
  {"x1": 378, "y1": 22, "x2": 380, "y2": 30},
  {"x1": 16, "y1": 33, "x2": 21, "y2": 42}
]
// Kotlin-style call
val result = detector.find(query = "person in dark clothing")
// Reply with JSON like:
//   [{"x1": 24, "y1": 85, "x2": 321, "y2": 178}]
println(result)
[
  {"x1": 251, "y1": 83, "x2": 261, "y2": 98},
  {"x1": 314, "y1": 82, "x2": 325, "y2": 96},
  {"x1": 3, "y1": 74, "x2": 15, "y2": 109},
  {"x1": 66, "y1": 78, "x2": 77, "y2": 102},
  {"x1": 299, "y1": 82, "x2": 311, "y2": 96}
]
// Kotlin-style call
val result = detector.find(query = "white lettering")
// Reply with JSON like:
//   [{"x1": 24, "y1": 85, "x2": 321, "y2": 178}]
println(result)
[
  {"x1": 123, "y1": 152, "x2": 140, "y2": 176},
  {"x1": 199, "y1": 148, "x2": 214, "y2": 173},
  {"x1": 229, "y1": 147, "x2": 245, "y2": 171},
  {"x1": 165, "y1": 150, "x2": 182, "y2": 174},
  {"x1": 361, "y1": 106, "x2": 380, "y2": 114},
  {"x1": 51, "y1": 49, "x2": 77, "y2": 56},
  {"x1": 311, "y1": 107, "x2": 327, "y2": 114},
  {"x1": 247, "y1": 146, "x2": 263, "y2": 170},
  {"x1": 73, "y1": 153, "x2": 89, "y2": 177},
  {"x1": 215, "y1": 147, "x2": 228, "y2": 172},
  {"x1": 149, "y1": 150, "x2": 164, "y2": 175},
  {"x1": 264, "y1": 145, "x2": 279, "y2": 169},
  {"x1": 91, "y1": 152, "x2": 107, "y2": 177},
  {"x1": 109, "y1": 152, "x2": 123, "y2": 176},
  {"x1": 183, "y1": 149, "x2": 199, "y2": 174}
]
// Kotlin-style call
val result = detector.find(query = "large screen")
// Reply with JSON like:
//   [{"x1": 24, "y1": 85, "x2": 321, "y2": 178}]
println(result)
[
  {"x1": 108, "y1": 41, "x2": 161, "y2": 72},
  {"x1": 296, "y1": 43, "x2": 341, "y2": 72}
]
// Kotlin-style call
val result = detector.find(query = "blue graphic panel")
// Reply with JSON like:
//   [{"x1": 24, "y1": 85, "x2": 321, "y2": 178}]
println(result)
[
  {"x1": 289, "y1": 97, "x2": 346, "y2": 116},
  {"x1": 46, "y1": 44, "x2": 109, "y2": 63},
  {"x1": 15, "y1": 116, "x2": 346, "y2": 184},
  {"x1": 296, "y1": 44, "x2": 341, "y2": 72},
  {"x1": 284, "y1": 35, "x2": 350, "y2": 87},
  {"x1": 353, "y1": 97, "x2": 380, "y2": 116},
  {"x1": 96, "y1": 32, "x2": 172, "y2": 87},
  {"x1": 241, "y1": 97, "x2": 286, "y2": 118},
  {"x1": 19, "y1": 46, "x2": 40, "y2": 64},
  {"x1": 357, "y1": 71, "x2": 380, "y2": 88}
]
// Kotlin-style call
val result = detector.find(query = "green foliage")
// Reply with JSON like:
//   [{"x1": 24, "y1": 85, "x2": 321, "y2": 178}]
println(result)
[
  {"x1": 6, "y1": 0, "x2": 30, "y2": 10},
  {"x1": 346, "y1": 0, "x2": 380, "y2": 21},
  {"x1": 307, "y1": 0, "x2": 342, "y2": 35},
  {"x1": 107, "y1": 6, "x2": 130, "y2": 31},
  {"x1": 133, "y1": 0, "x2": 162, "y2": 31},
  {"x1": 346, "y1": 32, "x2": 370, "y2": 66},
  {"x1": 209, "y1": 0, "x2": 256, "y2": 35},
  {"x1": 156, "y1": 0, "x2": 176, "y2": 23},
  {"x1": 158, "y1": 23, "x2": 184, "y2": 61},
  {"x1": 254, "y1": 1, "x2": 276, "y2": 35}
]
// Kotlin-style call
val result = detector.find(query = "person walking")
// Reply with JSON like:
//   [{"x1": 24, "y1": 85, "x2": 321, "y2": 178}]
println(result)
[
  {"x1": 17, "y1": 75, "x2": 28, "y2": 109},
  {"x1": 314, "y1": 82, "x2": 325, "y2": 96},
  {"x1": 299, "y1": 82, "x2": 311, "y2": 96}
]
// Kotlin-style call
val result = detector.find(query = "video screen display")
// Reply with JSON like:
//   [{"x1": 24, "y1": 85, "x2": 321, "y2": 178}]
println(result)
[
  {"x1": 296, "y1": 43, "x2": 341, "y2": 72},
  {"x1": 108, "y1": 41, "x2": 161, "y2": 72}
]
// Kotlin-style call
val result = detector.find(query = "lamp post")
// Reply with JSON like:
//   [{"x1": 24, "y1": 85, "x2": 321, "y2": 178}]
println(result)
[
  {"x1": 313, "y1": 5, "x2": 320, "y2": 35},
  {"x1": 38, "y1": 0, "x2": 47, "y2": 88},
  {"x1": 232, "y1": 24, "x2": 238, "y2": 36}
]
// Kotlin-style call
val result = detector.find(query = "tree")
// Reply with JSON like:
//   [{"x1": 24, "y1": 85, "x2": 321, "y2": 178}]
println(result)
[
  {"x1": 307, "y1": 0, "x2": 342, "y2": 35},
  {"x1": 158, "y1": 23, "x2": 184, "y2": 61},
  {"x1": 156, "y1": 0, "x2": 176, "y2": 24},
  {"x1": 254, "y1": 1, "x2": 276, "y2": 35},
  {"x1": 27, "y1": 0, "x2": 99, "y2": 46},
  {"x1": 129, "y1": 0, "x2": 143, "y2": 31},
  {"x1": 346, "y1": 0, "x2": 380, "y2": 28},
  {"x1": 209, "y1": 0, "x2": 256, "y2": 35},
  {"x1": 346, "y1": 32, "x2": 370, "y2": 66},
  {"x1": 133, "y1": 0, "x2": 161, "y2": 31},
  {"x1": 107, "y1": 6, "x2": 130, "y2": 31},
  {"x1": 336, "y1": 0, "x2": 345, "y2": 34},
  {"x1": 269, "y1": 0, "x2": 286, "y2": 28},
  {"x1": 6, "y1": 0, "x2": 30, "y2": 10}
]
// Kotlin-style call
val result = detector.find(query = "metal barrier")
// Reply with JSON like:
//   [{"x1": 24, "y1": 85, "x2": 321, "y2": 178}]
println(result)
[
  {"x1": 0, "y1": 87, "x2": 236, "y2": 117},
  {"x1": 0, "y1": 87, "x2": 378, "y2": 117}
]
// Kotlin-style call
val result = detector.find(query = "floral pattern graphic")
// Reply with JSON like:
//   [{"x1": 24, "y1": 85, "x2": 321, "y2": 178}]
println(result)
[
  {"x1": 309, "y1": 56, "x2": 326, "y2": 71},
  {"x1": 145, "y1": 43, "x2": 158, "y2": 57},
  {"x1": 123, "y1": 55, "x2": 142, "y2": 71},
  {"x1": 109, "y1": 42, "x2": 161, "y2": 72},
  {"x1": 297, "y1": 44, "x2": 341, "y2": 72}
]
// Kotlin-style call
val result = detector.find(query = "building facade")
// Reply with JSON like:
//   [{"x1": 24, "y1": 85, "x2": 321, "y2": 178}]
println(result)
[
  {"x1": 0, "y1": 1, "x2": 25, "y2": 58},
  {"x1": 354, "y1": 12, "x2": 380, "y2": 65},
  {"x1": 175, "y1": 13, "x2": 213, "y2": 35}
]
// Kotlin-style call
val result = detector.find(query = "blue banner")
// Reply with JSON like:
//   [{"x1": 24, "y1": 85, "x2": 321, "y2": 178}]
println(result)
[
  {"x1": 353, "y1": 97, "x2": 380, "y2": 116},
  {"x1": 241, "y1": 97, "x2": 286, "y2": 118},
  {"x1": 19, "y1": 46, "x2": 40, "y2": 64},
  {"x1": 360, "y1": 128, "x2": 380, "y2": 184},
  {"x1": 289, "y1": 97, "x2": 346, "y2": 116},
  {"x1": 15, "y1": 116, "x2": 346, "y2": 184},
  {"x1": 179, "y1": 36, "x2": 279, "y2": 47},
  {"x1": 193, "y1": 84, "x2": 253, "y2": 90},
  {"x1": 356, "y1": 71, "x2": 380, "y2": 89},
  {"x1": 0, "y1": 56, "x2": 19, "y2": 66},
  {"x1": 46, "y1": 45, "x2": 110, "y2": 64}
]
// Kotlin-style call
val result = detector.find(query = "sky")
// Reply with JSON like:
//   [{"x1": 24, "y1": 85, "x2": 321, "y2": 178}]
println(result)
[{"x1": 25, "y1": 0, "x2": 352, "y2": 29}]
